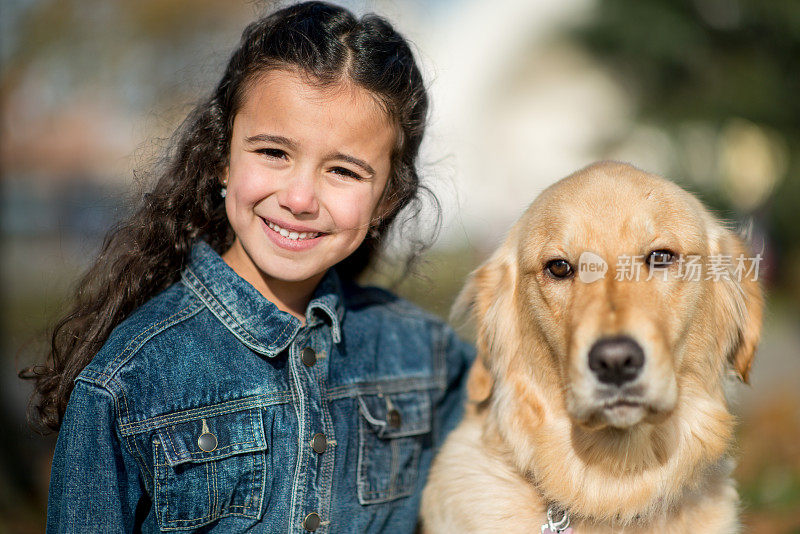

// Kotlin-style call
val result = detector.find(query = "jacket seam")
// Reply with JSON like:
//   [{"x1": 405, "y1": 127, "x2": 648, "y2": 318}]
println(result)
[
  {"x1": 432, "y1": 327, "x2": 448, "y2": 446},
  {"x1": 182, "y1": 267, "x2": 297, "y2": 352},
  {"x1": 118, "y1": 393, "x2": 292, "y2": 435},
  {"x1": 72, "y1": 378, "x2": 140, "y2": 483},
  {"x1": 161, "y1": 435, "x2": 263, "y2": 463},
  {"x1": 288, "y1": 343, "x2": 305, "y2": 532},
  {"x1": 106, "y1": 304, "x2": 198, "y2": 378},
  {"x1": 182, "y1": 268, "x2": 262, "y2": 346},
  {"x1": 80, "y1": 300, "x2": 204, "y2": 391},
  {"x1": 127, "y1": 430, "x2": 153, "y2": 482},
  {"x1": 326, "y1": 376, "x2": 442, "y2": 400},
  {"x1": 112, "y1": 373, "x2": 149, "y2": 482}
]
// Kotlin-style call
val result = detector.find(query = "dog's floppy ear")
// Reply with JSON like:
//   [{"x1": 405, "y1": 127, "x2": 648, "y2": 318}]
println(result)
[
  {"x1": 708, "y1": 222, "x2": 764, "y2": 383},
  {"x1": 451, "y1": 235, "x2": 519, "y2": 402},
  {"x1": 466, "y1": 357, "x2": 493, "y2": 404}
]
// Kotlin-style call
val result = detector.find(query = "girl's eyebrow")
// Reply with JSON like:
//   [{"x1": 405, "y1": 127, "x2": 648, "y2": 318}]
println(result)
[
  {"x1": 244, "y1": 133, "x2": 298, "y2": 150},
  {"x1": 325, "y1": 152, "x2": 376, "y2": 177}
]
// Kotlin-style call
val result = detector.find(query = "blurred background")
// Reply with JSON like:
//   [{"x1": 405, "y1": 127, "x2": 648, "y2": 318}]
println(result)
[{"x1": 2, "y1": 0, "x2": 798, "y2": 532}]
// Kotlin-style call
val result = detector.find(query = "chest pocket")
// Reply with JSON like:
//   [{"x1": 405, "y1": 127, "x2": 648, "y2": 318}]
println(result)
[
  {"x1": 356, "y1": 389, "x2": 432, "y2": 504},
  {"x1": 152, "y1": 406, "x2": 268, "y2": 531}
]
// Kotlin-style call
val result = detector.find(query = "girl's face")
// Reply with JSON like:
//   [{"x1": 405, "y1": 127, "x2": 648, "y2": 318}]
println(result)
[{"x1": 221, "y1": 68, "x2": 396, "y2": 299}]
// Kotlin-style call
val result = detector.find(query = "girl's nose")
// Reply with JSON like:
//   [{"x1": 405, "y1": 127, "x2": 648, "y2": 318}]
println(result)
[{"x1": 276, "y1": 169, "x2": 319, "y2": 215}]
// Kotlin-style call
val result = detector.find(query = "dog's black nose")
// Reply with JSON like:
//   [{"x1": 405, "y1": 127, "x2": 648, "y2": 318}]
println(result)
[{"x1": 588, "y1": 336, "x2": 644, "y2": 386}]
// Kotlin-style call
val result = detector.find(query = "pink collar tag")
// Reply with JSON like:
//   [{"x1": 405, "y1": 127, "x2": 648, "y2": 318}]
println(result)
[{"x1": 542, "y1": 529, "x2": 573, "y2": 534}]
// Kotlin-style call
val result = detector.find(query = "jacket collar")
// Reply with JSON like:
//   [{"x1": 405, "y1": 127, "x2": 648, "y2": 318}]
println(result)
[{"x1": 180, "y1": 239, "x2": 344, "y2": 357}]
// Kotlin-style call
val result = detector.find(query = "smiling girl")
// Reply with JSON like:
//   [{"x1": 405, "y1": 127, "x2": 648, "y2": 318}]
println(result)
[{"x1": 21, "y1": 3, "x2": 474, "y2": 532}]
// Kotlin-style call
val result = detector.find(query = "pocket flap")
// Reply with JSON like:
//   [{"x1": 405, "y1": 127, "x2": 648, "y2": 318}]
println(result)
[
  {"x1": 156, "y1": 407, "x2": 267, "y2": 467},
  {"x1": 357, "y1": 390, "x2": 431, "y2": 438}
]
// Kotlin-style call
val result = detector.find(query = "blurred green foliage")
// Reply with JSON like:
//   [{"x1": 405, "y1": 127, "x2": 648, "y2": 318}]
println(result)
[{"x1": 572, "y1": 0, "x2": 800, "y2": 298}]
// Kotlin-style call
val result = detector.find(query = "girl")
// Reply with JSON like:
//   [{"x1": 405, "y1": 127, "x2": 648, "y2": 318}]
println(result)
[{"x1": 21, "y1": 2, "x2": 474, "y2": 532}]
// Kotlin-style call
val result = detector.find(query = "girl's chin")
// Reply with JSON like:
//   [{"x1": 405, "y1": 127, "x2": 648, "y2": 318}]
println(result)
[{"x1": 256, "y1": 260, "x2": 330, "y2": 285}]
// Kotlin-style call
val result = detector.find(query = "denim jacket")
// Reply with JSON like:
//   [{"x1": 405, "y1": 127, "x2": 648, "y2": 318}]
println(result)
[{"x1": 46, "y1": 238, "x2": 475, "y2": 533}]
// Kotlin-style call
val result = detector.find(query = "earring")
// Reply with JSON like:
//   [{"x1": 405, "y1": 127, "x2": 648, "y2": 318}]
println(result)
[{"x1": 220, "y1": 181, "x2": 227, "y2": 198}]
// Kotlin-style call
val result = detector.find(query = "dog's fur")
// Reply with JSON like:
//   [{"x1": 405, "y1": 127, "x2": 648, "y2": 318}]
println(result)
[{"x1": 421, "y1": 162, "x2": 763, "y2": 533}]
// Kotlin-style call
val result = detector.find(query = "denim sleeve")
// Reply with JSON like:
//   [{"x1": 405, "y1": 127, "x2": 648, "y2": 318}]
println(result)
[
  {"x1": 47, "y1": 379, "x2": 143, "y2": 533},
  {"x1": 433, "y1": 326, "x2": 477, "y2": 448}
]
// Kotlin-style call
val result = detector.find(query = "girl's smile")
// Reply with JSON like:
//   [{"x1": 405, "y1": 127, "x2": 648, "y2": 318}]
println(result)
[
  {"x1": 221, "y1": 68, "x2": 397, "y2": 316},
  {"x1": 261, "y1": 216, "x2": 324, "y2": 251}
]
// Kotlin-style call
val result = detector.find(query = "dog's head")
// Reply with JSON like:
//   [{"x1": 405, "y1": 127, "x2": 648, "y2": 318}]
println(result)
[{"x1": 459, "y1": 162, "x2": 763, "y2": 433}]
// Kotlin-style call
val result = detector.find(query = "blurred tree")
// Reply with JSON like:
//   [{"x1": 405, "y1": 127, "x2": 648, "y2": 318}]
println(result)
[
  {"x1": 1, "y1": 0, "x2": 266, "y2": 110},
  {"x1": 573, "y1": 0, "x2": 800, "y2": 297}
]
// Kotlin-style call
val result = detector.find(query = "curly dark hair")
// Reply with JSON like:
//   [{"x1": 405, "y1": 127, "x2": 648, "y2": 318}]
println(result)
[{"x1": 19, "y1": 1, "x2": 433, "y2": 433}]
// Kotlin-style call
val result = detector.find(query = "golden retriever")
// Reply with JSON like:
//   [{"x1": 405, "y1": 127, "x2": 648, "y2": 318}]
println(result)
[{"x1": 421, "y1": 162, "x2": 763, "y2": 533}]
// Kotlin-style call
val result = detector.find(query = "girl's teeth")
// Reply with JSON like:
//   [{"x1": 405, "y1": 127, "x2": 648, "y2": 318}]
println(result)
[{"x1": 267, "y1": 221, "x2": 319, "y2": 240}]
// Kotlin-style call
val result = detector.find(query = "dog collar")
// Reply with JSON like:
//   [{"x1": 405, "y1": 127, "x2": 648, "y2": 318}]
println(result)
[{"x1": 541, "y1": 505, "x2": 572, "y2": 533}]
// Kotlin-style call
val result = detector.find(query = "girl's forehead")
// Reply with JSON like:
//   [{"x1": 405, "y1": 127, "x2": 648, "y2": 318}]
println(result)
[{"x1": 240, "y1": 68, "x2": 393, "y2": 126}]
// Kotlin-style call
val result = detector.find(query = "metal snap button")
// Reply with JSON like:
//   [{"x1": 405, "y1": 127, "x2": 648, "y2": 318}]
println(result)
[
  {"x1": 303, "y1": 512, "x2": 321, "y2": 531},
  {"x1": 198, "y1": 419, "x2": 217, "y2": 452},
  {"x1": 198, "y1": 432, "x2": 217, "y2": 452},
  {"x1": 301, "y1": 347, "x2": 317, "y2": 367},
  {"x1": 387, "y1": 408, "x2": 402, "y2": 428},
  {"x1": 311, "y1": 433, "x2": 327, "y2": 454}
]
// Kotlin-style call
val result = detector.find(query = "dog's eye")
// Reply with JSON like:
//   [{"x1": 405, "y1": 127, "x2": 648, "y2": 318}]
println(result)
[
  {"x1": 647, "y1": 249, "x2": 675, "y2": 269},
  {"x1": 545, "y1": 259, "x2": 573, "y2": 279}
]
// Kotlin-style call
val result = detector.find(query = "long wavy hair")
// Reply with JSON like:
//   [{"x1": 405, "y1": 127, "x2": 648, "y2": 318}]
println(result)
[{"x1": 20, "y1": 1, "x2": 433, "y2": 433}]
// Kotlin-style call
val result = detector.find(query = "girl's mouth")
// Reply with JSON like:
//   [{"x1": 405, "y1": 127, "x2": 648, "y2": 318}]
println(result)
[
  {"x1": 260, "y1": 217, "x2": 326, "y2": 251},
  {"x1": 264, "y1": 219, "x2": 323, "y2": 241}
]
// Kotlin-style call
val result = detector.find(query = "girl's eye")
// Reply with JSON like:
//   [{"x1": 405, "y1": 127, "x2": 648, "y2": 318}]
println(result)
[
  {"x1": 545, "y1": 259, "x2": 573, "y2": 279},
  {"x1": 647, "y1": 249, "x2": 675, "y2": 269},
  {"x1": 330, "y1": 167, "x2": 364, "y2": 180},
  {"x1": 255, "y1": 148, "x2": 287, "y2": 159}
]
